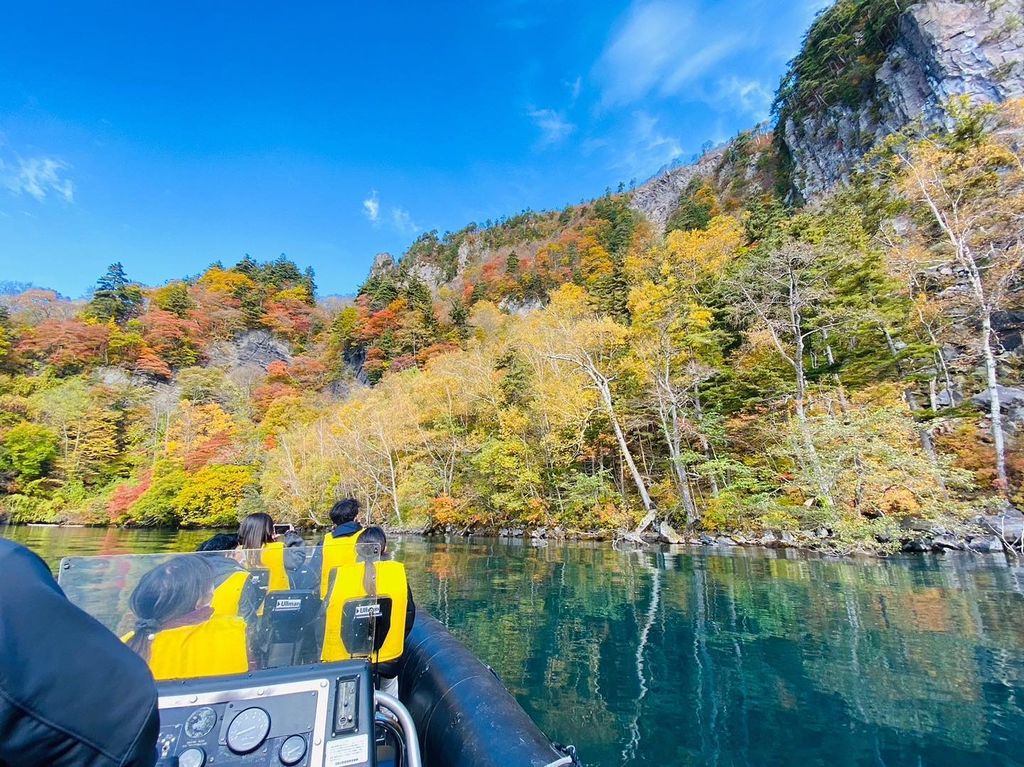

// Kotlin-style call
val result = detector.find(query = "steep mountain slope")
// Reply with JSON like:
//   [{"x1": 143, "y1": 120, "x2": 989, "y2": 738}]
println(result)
[{"x1": 776, "y1": 0, "x2": 1024, "y2": 197}]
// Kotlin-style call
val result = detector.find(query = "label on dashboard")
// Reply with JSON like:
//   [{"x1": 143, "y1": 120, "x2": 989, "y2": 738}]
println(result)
[{"x1": 325, "y1": 734, "x2": 369, "y2": 766}]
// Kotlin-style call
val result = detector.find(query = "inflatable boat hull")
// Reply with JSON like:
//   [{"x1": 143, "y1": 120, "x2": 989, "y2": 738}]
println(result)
[{"x1": 398, "y1": 613, "x2": 573, "y2": 767}]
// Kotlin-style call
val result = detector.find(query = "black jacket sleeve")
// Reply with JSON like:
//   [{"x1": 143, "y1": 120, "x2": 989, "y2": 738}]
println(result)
[{"x1": 0, "y1": 541, "x2": 159, "y2": 767}]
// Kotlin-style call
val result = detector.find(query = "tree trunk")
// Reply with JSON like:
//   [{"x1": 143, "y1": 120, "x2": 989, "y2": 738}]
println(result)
[
  {"x1": 794, "y1": 334, "x2": 832, "y2": 504},
  {"x1": 693, "y1": 393, "x2": 719, "y2": 497},
  {"x1": 593, "y1": 373, "x2": 655, "y2": 512},
  {"x1": 656, "y1": 385, "x2": 697, "y2": 526},
  {"x1": 981, "y1": 309, "x2": 1009, "y2": 493},
  {"x1": 822, "y1": 328, "x2": 849, "y2": 413}
]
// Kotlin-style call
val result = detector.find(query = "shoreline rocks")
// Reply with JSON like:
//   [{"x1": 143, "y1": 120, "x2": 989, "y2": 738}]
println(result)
[{"x1": 414, "y1": 517, "x2": 1020, "y2": 559}]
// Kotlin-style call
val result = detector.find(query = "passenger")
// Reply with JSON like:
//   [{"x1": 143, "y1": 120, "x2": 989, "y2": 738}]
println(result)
[
  {"x1": 313, "y1": 497, "x2": 365, "y2": 598},
  {"x1": 0, "y1": 539, "x2": 159, "y2": 766},
  {"x1": 320, "y1": 526, "x2": 416, "y2": 697},
  {"x1": 195, "y1": 533, "x2": 262, "y2": 621},
  {"x1": 125, "y1": 555, "x2": 248, "y2": 681},
  {"x1": 237, "y1": 512, "x2": 290, "y2": 591},
  {"x1": 196, "y1": 532, "x2": 239, "y2": 551}
]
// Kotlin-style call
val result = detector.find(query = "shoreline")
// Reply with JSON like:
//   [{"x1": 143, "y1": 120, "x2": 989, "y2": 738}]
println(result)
[{"x1": 4, "y1": 516, "x2": 1020, "y2": 560}]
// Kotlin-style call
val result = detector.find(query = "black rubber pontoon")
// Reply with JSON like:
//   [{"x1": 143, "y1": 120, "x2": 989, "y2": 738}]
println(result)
[{"x1": 399, "y1": 613, "x2": 574, "y2": 767}]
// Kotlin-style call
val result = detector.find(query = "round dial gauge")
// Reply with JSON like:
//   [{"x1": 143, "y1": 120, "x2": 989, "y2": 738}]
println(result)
[
  {"x1": 226, "y1": 707, "x2": 271, "y2": 754},
  {"x1": 177, "y1": 747, "x2": 206, "y2": 767},
  {"x1": 184, "y1": 707, "x2": 217, "y2": 739},
  {"x1": 279, "y1": 734, "x2": 307, "y2": 765}
]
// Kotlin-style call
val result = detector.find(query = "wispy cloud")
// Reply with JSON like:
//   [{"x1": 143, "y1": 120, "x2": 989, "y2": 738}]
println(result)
[
  {"x1": 714, "y1": 76, "x2": 774, "y2": 120},
  {"x1": 2, "y1": 155, "x2": 74, "y2": 203},
  {"x1": 605, "y1": 111, "x2": 685, "y2": 180},
  {"x1": 363, "y1": 190, "x2": 419, "y2": 236},
  {"x1": 565, "y1": 75, "x2": 583, "y2": 105},
  {"x1": 390, "y1": 207, "x2": 419, "y2": 235},
  {"x1": 362, "y1": 190, "x2": 380, "y2": 223},
  {"x1": 528, "y1": 108, "x2": 575, "y2": 147},
  {"x1": 596, "y1": 1, "x2": 744, "y2": 106}
]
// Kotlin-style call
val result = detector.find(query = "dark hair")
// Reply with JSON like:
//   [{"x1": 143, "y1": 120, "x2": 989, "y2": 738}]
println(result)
[
  {"x1": 329, "y1": 498, "x2": 360, "y2": 526},
  {"x1": 128, "y1": 555, "x2": 214, "y2": 659},
  {"x1": 238, "y1": 513, "x2": 275, "y2": 550},
  {"x1": 196, "y1": 533, "x2": 239, "y2": 552},
  {"x1": 356, "y1": 526, "x2": 387, "y2": 597}
]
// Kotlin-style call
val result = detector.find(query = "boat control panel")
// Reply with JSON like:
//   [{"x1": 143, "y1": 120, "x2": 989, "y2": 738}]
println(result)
[{"x1": 155, "y1": 660, "x2": 375, "y2": 767}]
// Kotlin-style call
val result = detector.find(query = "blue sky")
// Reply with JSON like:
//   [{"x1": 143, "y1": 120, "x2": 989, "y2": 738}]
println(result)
[{"x1": 0, "y1": 0, "x2": 825, "y2": 298}]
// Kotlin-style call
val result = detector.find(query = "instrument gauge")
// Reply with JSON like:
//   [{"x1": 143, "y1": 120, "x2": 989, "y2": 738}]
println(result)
[
  {"x1": 226, "y1": 707, "x2": 271, "y2": 754},
  {"x1": 184, "y1": 707, "x2": 217, "y2": 739},
  {"x1": 178, "y1": 747, "x2": 206, "y2": 767},
  {"x1": 279, "y1": 734, "x2": 307, "y2": 765}
]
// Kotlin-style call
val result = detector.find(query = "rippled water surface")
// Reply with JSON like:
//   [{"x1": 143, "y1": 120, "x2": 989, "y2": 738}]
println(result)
[{"x1": 5, "y1": 524, "x2": 1024, "y2": 766}]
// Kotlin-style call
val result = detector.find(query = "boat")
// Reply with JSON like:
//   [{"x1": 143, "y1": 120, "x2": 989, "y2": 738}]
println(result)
[{"x1": 58, "y1": 548, "x2": 578, "y2": 767}]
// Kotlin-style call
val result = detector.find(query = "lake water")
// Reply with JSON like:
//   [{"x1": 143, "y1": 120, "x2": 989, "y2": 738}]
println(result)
[{"x1": 4, "y1": 524, "x2": 1024, "y2": 766}]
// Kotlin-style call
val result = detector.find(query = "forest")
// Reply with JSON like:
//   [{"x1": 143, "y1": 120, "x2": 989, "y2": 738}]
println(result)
[{"x1": 0, "y1": 97, "x2": 1020, "y2": 552}]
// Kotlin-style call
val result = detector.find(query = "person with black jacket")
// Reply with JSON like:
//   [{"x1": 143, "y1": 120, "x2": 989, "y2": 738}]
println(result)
[
  {"x1": 0, "y1": 539, "x2": 160, "y2": 766},
  {"x1": 307, "y1": 498, "x2": 364, "y2": 593}
]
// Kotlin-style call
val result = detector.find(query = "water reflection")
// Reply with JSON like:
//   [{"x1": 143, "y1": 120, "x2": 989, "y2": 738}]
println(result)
[
  {"x1": 393, "y1": 539, "x2": 1024, "y2": 767},
  {"x1": 3, "y1": 525, "x2": 1023, "y2": 766}
]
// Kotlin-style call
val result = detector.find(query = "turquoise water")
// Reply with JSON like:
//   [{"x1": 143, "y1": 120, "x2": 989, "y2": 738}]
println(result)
[{"x1": 5, "y1": 525, "x2": 1024, "y2": 766}]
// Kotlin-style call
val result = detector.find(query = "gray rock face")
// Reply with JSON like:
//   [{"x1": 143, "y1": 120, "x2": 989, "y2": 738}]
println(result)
[
  {"x1": 207, "y1": 330, "x2": 291, "y2": 381},
  {"x1": 967, "y1": 535, "x2": 1003, "y2": 553},
  {"x1": 784, "y1": 0, "x2": 1024, "y2": 198},
  {"x1": 369, "y1": 252, "x2": 395, "y2": 279},
  {"x1": 628, "y1": 148, "x2": 726, "y2": 232},
  {"x1": 971, "y1": 385, "x2": 1024, "y2": 435},
  {"x1": 979, "y1": 509, "x2": 1024, "y2": 544},
  {"x1": 658, "y1": 521, "x2": 684, "y2": 544}
]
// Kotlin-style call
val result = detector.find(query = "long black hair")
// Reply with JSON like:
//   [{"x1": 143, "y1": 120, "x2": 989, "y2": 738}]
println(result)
[
  {"x1": 238, "y1": 513, "x2": 275, "y2": 550},
  {"x1": 238, "y1": 513, "x2": 275, "y2": 567},
  {"x1": 127, "y1": 555, "x2": 214, "y2": 659},
  {"x1": 356, "y1": 526, "x2": 387, "y2": 597}
]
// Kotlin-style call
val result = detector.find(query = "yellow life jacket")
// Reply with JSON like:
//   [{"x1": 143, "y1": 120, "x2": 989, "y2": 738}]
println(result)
[
  {"x1": 320, "y1": 560, "x2": 408, "y2": 665},
  {"x1": 318, "y1": 530, "x2": 364, "y2": 599},
  {"x1": 260, "y1": 541, "x2": 290, "y2": 592},
  {"x1": 210, "y1": 570, "x2": 250, "y2": 616},
  {"x1": 123, "y1": 616, "x2": 249, "y2": 681}
]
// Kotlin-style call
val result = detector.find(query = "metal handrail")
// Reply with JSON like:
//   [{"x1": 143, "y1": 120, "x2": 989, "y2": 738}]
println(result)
[{"x1": 374, "y1": 691, "x2": 422, "y2": 767}]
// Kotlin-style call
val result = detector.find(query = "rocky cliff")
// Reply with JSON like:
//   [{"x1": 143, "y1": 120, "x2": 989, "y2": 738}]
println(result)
[{"x1": 781, "y1": 0, "x2": 1024, "y2": 198}]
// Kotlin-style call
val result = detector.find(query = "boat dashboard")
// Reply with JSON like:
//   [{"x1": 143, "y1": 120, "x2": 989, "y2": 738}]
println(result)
[{"x1": 154, "y1": 659, "x2": 411, "y2": 767}]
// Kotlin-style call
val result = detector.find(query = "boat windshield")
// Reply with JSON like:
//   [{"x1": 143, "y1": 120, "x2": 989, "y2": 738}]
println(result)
[{"x1": 57, "y1": 544, "x2": 384, "y2": 682}]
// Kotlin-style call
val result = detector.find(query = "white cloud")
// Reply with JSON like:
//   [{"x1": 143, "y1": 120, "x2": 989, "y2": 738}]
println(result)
[
  {"x1": 390, "y1": 207, "x2": 419, "y2": 235},
  {"x1": 565, "y1": 75, "x2": 583, "y2": 105},
  {"x1": 362, "y1": 190, "x2": 380, "y2": 224},
  {"x1": 605, "y1": 111, "x2": 685, "y2": 179},
  {"x1": 596, "y1": 0, "x2": 744, "y2": 106},
  {"x1": 364, "y1": 190, "x2": 419, "y2": 236},
  {"x1": 528, "y1": 108, "x2": 575, "y2": 147},
  {"x1": 2, "y1": 156, "x2": 74, "y2": 203},
  {"x1": 714, "y1": 76, "x2": 774, "y2": 120}
]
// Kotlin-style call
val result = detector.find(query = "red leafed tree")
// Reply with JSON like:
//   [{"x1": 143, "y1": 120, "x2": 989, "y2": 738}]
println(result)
[
  {"x1": 252, "y1": 381, "x2": 301, "y2": 417},
  {"x1": 390, "y1": 354, "x2": 416, "y2": 373},
  {"x1": 135, "y1": 347, "x2": 172, "y2": 379},
  {"x1": 415, "y1": 342, "x2": 461, "y2": 366},
  {"x1": 107, "y1": 471, "x2": 152, "y2": 522},
  {"x1": 183, "y1": 429, "x2": 236, "y2": 471},
  {"x1": 17, "y1": 319, "x2": 111, "y2": 371},
  {"x1": 354, "y1": 299, "x2": 405, "y2": 343},
  {"x1": 266, "y1": 360, "x2": 291, "y2": 382},
  {"x1": 363, "y1": 346, "x2": 388, "y2": 379},
  {"x1": 288, "y1": 356, "x2": 329, "y2": 388},
  {"x1": 264, "y1": 298, "x2": 314, "y2": 341},
  {"x1": 189, "y1": 286, "x2": 245, "y2": 341},
  {"x1": 143, "y1": 308, "x2": 200, "y2": 367}
]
